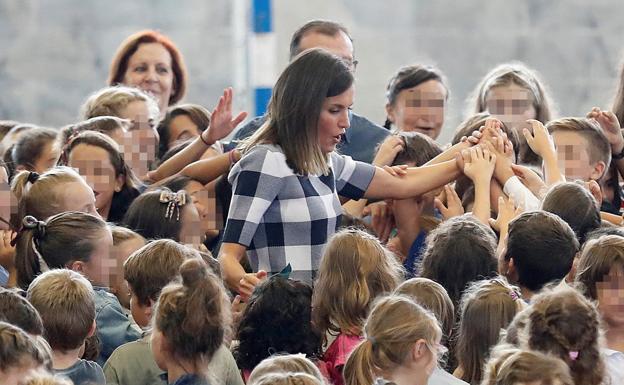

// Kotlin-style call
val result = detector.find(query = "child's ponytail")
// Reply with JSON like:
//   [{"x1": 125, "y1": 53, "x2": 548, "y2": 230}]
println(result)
[
  {"x1": 342, "y1": 338, "x2": 376, "y2": 385},
  {"x1": 15, "y1": 215, "x2": 47, "y2": 289}
]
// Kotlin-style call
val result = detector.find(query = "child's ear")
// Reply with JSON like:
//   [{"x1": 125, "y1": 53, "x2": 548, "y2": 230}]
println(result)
[
  {"x1": 385, "y1": 103, "x2": 396, "y2": 124},
  {"x1": 69, "y1": 260, "x2": 86, "y2": 273},
  {"x1": 590, "y1": 161, "x2": 606, "y2": 181},
  {"x1": 145, "y1": 298, "x2": 156, "y2": 320},
  {"x1": 506, "y1": 257, "x2": 519, "y2": 283},
  {"x1": 411, "y1": 339, "x2": 427, "y2": 360},
  {"x1": 87, "y1": 320, "x2": 97, "y2": 338},
  {"x1": 566, "y1": 253, "x2": 580, "y2": 283}
]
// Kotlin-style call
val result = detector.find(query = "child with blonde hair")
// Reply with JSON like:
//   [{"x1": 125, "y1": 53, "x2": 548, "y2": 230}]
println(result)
[
  {"x1": 14, "y1": 212, "x2": 141, "y2": 364},
  {"x1": 27, "y1": 269, "x2": 105, "y2": 385},
  {"x1": 454, "y1": 278, "x2": 525, "y2": 384},
  {"x1": 248, "y1": 354, "x2": 325, "y2": 385},
  {"x1": 251, "y1": 373, "x2": 323, "y2": 385},
  {"x1": 481, "y1": 344, "x2": 573, "y2": 385},
  {"x1": 312, "y1": 228, "x2": 403, "y2": 385},
  {"x1": 343, "y1": 295, "x2": 443, "y2": 385},
  {"x1": 518, "y1": 286, "x2": 606, "y2": 385}
]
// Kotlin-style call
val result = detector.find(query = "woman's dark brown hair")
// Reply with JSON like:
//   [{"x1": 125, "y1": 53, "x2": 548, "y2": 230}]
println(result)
[{"x1": 108, "y1": 30, "x2": 187, "y2": 106}]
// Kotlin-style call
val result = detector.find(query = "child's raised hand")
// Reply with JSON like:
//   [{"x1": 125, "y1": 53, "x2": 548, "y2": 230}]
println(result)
[
  {"x1": 373, "y1": 135, "x2": 405, "y2": 167},
  {"x1": 523, "y1": 119, "x2": 555, "y2": 158},
  {"x1": 480, "y1": 118, "x2": 504, "y2": 144},
  {"x1": 587, "y1": 107, "x2": 624, "y2": 154},
  {"x1": 510, "y1": 163, "x2": 547, "y2": 199},
  {"x1": 434, "y1": 184, "x2": 465, "y2": 220},
  {"x1": 462, "y1": 146, "x2": 497, "y2": 184},
  {"x1": 488, "y1": 196, "x2": 522, "y2": 234},
  {"x1": 202, "y1": 88, "x2": 248, "y2": 145}
]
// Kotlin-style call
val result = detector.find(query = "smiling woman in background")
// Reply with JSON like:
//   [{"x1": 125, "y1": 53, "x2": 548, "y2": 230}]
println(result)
[{"x1": 108, "y1": 30, "x2": 188, "y2": 117}]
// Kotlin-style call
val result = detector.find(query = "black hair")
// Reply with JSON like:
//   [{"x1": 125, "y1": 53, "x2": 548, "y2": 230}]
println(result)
[
  {"x1": 505, "y1": 211, "x2": 579, "y2": 292},
  {"x1": 233, "y1": 276, "x2": 322, "y2": 370}
]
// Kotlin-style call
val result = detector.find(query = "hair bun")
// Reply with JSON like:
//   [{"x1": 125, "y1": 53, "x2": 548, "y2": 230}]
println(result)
[{"x1": 179, "y1": 258, "x2": 209, "y2": 288}]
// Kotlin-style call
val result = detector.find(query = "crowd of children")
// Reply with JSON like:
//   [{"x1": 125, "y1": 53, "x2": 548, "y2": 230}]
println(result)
[{"x1": 1, "y1": 18, "x2": 624, "y2": 385}]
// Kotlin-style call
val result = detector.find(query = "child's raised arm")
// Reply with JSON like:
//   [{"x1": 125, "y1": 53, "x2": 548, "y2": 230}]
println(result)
[
  {"x1": 462, "y1": 146, "x2": 496, "y2": 225},
  {"x1": 523, "y1": 119, "x2": 564, "y2": 186}
]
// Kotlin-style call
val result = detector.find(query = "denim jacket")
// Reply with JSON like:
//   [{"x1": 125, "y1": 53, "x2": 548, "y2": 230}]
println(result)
[{"x1": 93, "y1": 286, "x2": 141, "y2": 365}]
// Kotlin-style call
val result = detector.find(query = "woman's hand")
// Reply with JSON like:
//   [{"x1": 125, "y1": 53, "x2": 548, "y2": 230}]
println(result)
[{"x1": 202, "y1": 88, "x2": 248, "y2": 145}]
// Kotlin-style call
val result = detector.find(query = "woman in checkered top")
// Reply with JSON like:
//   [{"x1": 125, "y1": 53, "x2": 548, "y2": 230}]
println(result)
[{"x1": 219, "y1": 48, "x2": 463, "y2": 297}]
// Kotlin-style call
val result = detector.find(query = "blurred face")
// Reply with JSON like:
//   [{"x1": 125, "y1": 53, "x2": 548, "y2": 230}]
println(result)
[
  {"x1": 185, "y1": 180, "x2": 215, "y2": 235},
  {"x1": 0, "y1": 170, "x2": 18, "y2": 231},
  {"x1": 123, "y1": 42, "x2": 174, "y2": 114},
  {"x1": 485, "y1": 83, "x2": 536, "y2": 134},
  {"x1": 68, "y1": 144, "x2": 123, "y2": 220},
  {"x1": 118, "y1": 100, "x2": 158, "y2": 177},
  {"x1": 596, "y1": 265, "x2": 624, "y2": 327},
  {"x1": 111, "y1": 237, "x2": 145, "y2": 309},
  {"x1": 179, "y1": 203, "x2": 204, "y2": 248},
  {"x1": 298, "y1": 31, "x2": 356, "y2": 70},
  {"x1": 30, "y1": 141, "x2": 60, "y2": 174},
  {"x1": 80, "y1": 228, "x2": 114, "y2": 287},
  {"x1": 387, "y1": 80, "x2": 447, "y2": 139},
  {"x1": 318, "y1": 86, "x2": 354, "y2": 153},
  {"x1": 167, "y1": 114, "x2": 201, "y2": 148},
  {"x1": 551, "y1": 131, "x2": 598, "y2": 181},
  {"x1": 58, "y1": 180, "x2": 99, "y2": 217}
]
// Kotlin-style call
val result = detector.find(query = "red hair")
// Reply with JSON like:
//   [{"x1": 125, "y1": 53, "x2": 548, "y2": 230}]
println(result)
[{"x1": 108, "y1": 30, "x2": 187, "y2": 106}]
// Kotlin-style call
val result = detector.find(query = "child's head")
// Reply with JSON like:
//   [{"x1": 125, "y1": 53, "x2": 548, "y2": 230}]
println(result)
[
  {"x1": 248, "y1": 354, "x2": 325, "y2": 385},
  {"x1": 0, "y1": 321, "x2": 52, "y2": 385},
  {"x1": 15, "y1": 211, "x2": 111, "y2": 290},
  {"x1": 395, "y1": 278, "x2": 454, "y2": 345},
  {"x1": 26, "y1": 269, "x2": 95, "y2": 353},
  {"x1": 63, "y1": 131, "x2": 142, "y2": 221},
  {"x1": 9, "y1": 127, "x2": 59, "y2": 175},
  {"x1": 312, "y1": 228, "x2": 403, "y2": 336},
  {"x1": 501, "y1": 211, "x2": 579, "y2": 295},
  {"x1": 576, "y1": 234, "x2": 624, "y2": 328},
  {"x1": 455, "y1": 278, "x2": 525, "y2": 384},
  {"x1": 482, "y1": 344, "x2": 573, "y2": 385},
  {"x1": 234, "y1": 276, "x2": 321, "y2": 371},
  {"x1": 472, "y1": 63, "x2": 554, "y2": 165},
  {"x1": 541, "y1": 182, "x2": 601, "y2": 245},
  {"x1": 387, "y1": 132, "x2": 443, "y2": 225},
  {"x1": 384, "y1": 65, "x2": 448, "y2": 139},
  {"x1": 157, "y1": 103, "x2": 210, "y2": 158},
  {"x1": 159, "y1": 175, "x2": 215, "y2": 237},
  {"x1": 81, "y1": 85, "x2": 160, "y2": 175},
  {"x1": 343, "y1": 295, "x2": 442, "y2": 385},
  {"x1": 250, "y1": 373, "x2": 323, "y2": 385},
  {"x1": 11, "y1": 166, "x2": 98, "y2": 229},
  {"x1": 547, "y1": 117, "x2": 610, "y2": 181},
  {"x1": 109, "y1": 225, "x2": 146, "y2": 309},
  {"x1": 0, "y1": 288, "x2": 44, "y2": 336},
  {"x1": 123, "y1": 238, "x2": 199, "y2": 328},
  {"x1": 16, "y1": 372, "x2": 74, "y2": 385},
  {"x1": 419, "y1": 214, "x2": 498, "y2": 307},
  {"x1": 122, "y1": 188, "x2": 203, "y2": 246},
  {"x1": 60, "y1": 116, "x2": 131, "y2": 149},
  {"x1": 151, "y1": 258, "x2": 231, "y2": 374},
  {"x1": 521, "y1": 286, "x2": 605, "y2": 385}
]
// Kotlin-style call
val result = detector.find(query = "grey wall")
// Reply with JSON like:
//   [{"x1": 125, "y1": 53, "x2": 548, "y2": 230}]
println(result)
[{"x1": 2, "y1": 0, "x2": 624, "y2": 144}]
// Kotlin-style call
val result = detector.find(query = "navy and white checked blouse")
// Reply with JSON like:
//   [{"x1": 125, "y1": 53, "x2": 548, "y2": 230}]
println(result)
[{"x1": 222, "y1": 144, "x2": 376, "y2": 283}]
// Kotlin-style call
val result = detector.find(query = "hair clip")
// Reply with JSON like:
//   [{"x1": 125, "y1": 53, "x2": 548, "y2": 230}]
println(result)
[
  {"x1": 159, "y1": 190, "x2": 187, "y2": 221},
  {"x1": 22, "y1": 216, "x2": 46, "y2": 239},
  {"x1": 568, "y1": 350, "x2": 579, "y2": 361},
  {"x1": 27, "y1": 171, "x2": 39, "y2": 184},
  {"x1": 509, "y1": 290, "x2": 520, "y2": 301},
  {"x1": 271, "y1": 263, "x2": 292, "y2": 279}
]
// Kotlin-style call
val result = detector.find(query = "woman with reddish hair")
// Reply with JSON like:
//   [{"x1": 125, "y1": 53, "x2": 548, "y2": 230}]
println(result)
[{"x1": 108, "y1": 30, "x2": 187, "y2": 115}]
